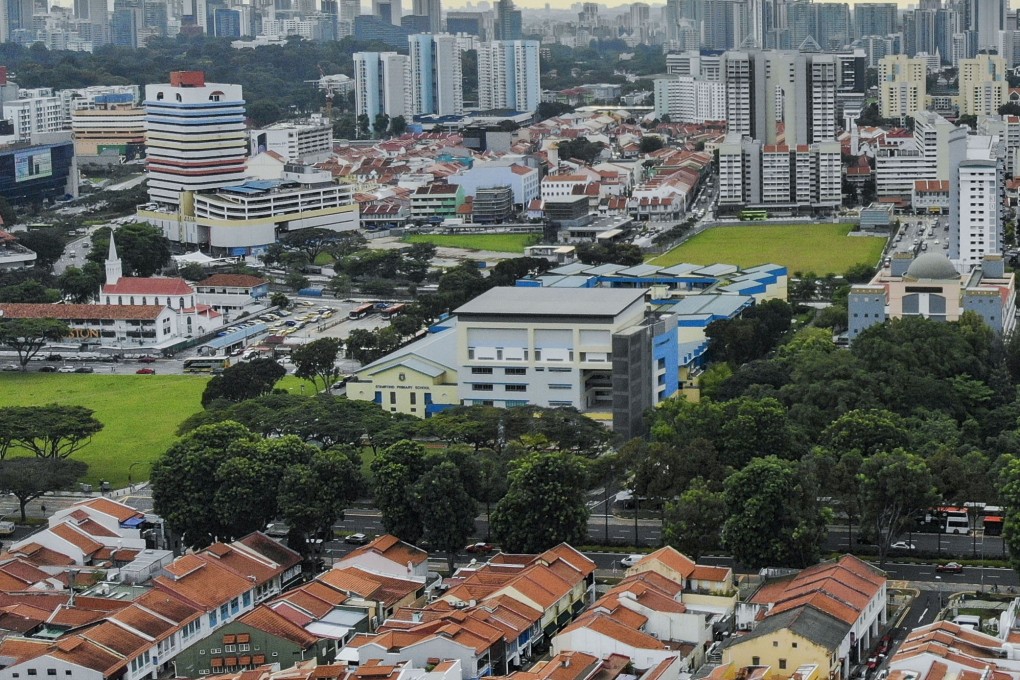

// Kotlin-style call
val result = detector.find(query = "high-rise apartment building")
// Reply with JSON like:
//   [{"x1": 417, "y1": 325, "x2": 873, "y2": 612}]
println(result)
[
  {"x1": 338, "y1": 0, "x2": 358, "y2": 36},
  {"x1": 959, "y1": 53, "x2": 1009, "y2": 115},
  {"x1": 408, "y1": 33, "x2": 464, "y2": 116},
  {"x1": 477, "y1": 40, "x2": 540, "y2": 113},
  {"x1": 353, "y1": 51, "x2": 411, "y2": 123},
  {"x1": 878, "y1": 54, "x2": 927, "y2": 118},
  {"x1": 143, "y1": 71, "x2": 247, "y2": 207},
  {"x1": 411, "y1": 0, "x2": 440, "y2": 33},
  {"x1": 854, "y1": 3, "x2": 898, "y2": 38},
  {"x1": 968, "y1": 0, "x2": 1006, "y2": 51},
  {"x1": 949, "y1": 130, "x2": 1003, "y2": 271}
]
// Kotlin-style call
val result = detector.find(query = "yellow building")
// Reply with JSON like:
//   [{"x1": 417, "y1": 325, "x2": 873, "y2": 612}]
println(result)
[
  {"x1": 959, "y1": 54, "x2": 1009, "y2": 116},
  {"x1": 346, "y1": 321, "x2": 460, "y2": 418},
  {"x1": 878, "y1": 55, "x2": 926, "y2": 119}
]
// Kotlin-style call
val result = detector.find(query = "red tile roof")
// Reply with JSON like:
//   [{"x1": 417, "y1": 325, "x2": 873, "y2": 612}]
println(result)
[
  {"x1": 0, "y1": 303, "x2": 165, "y2": 321},
  {"x1": 102, "y1": 277, "x2": 194, "y2": 295}
]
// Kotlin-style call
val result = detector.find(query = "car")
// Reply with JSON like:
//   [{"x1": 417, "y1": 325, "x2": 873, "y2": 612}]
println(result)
[
  {"x1": 465, "y1": 542, "x2": 495, "y2": 553},
  {"x1": 57, "y1": 366, "x2": 76, "y2": 373},
  {"x1": 230, "y1": 348, "x2": 245, "y2": 357},
  {"x1": 284, "y1": 320, "x2": 298, "y2": 327},
  {"x1": 137, "y1": 356, "x2": 157, "y2": 363},
  {"x1": 345, "y1": 533, "x2": 370, "y2": 545},
  {"x1": 867, "y1": 657, "x2": 880, "y2": 671},
  {"x1": 620, "y1": 554, "x2": 644, "y2": 567},
  {"x1": 74, "y1": 366, "x2": 94, "y2": 373},
  {"x1": 936, "y1": 562, "x2": 964, "y2": 573},
  {"x1": 890, "y1": 541, "x2": 915, "y2": 550},
  {"x1": 136, "y1": 368, "x2": 156, "y2": 375},
  {"x1": 38, "y1": 365, "x2": 57, "y2": 372},
  {"x1": 1, "y1": 363, "x2": 19, "y2": 371}
]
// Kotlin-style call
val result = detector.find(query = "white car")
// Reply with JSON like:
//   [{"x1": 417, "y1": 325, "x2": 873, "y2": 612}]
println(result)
[
  {"x1": 890, "y1": 541, "x2": 916, "y2": 550},
  {"x1": 57, "y1": 366, "x2": 77, "y2": 373},
  {"x1": 620, "y1": 554, "x2": 644, "y2": 567}
]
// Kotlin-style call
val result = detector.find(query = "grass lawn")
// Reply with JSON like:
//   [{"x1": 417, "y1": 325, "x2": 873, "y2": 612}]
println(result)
[
  {"x1": 0, "y1": 373, "x2": 207, "y2": 488},
  {"x1": 313, "y1": 252, "x2": 335, "y2": 266},
  {"x1": 404, "y1": 233, "x2": 539, "y2": 254},
  {"x1": 649, "y1": 224, "x2": 887, "y2": 275}
]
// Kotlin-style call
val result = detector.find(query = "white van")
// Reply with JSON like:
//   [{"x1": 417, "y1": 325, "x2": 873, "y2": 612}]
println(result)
[{"x1": 0, "y1": 521, "x2": 15, "y2": 536}]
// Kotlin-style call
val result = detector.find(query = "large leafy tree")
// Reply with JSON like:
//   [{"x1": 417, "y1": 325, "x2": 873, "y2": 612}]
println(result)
[
  {"x1": 820, "y1": 409, "x2": 908, "y2": 457},
  {"x1": 292, "y1": 338, "x2": 342, "y2": 392},
  {"x1": 278, "y1": 447, "x2": 363, "y2": 554},
  {"x1": 371, "y1": 440, "x2": 429, "y2": 544},
  {"x1": 490, "y1": 452, "x2": 589, "y2": 553},
  {"x1": 0, "y1": 458, "x2": 88, "y2": 521},
  {"x1": 0, "y1": 318, "x2": 70, "y2": 369},
  {"x1": 15, "y1": 229, "x2": 65, "y2": 269},
  {"x1": 998, "y1": 455, "x2": 1020, "y2": 576},
  {"x1": 57, "y1": 264, "x2": 103, "y2": 303},
  {"x1": 87, "y1": 223, "x2": 172, "y2": 278},
  {"x1": 721, "y1": 456, "x2": 827, "y2": 568},
  {"x1": 416, "y1": 460, "x2": 478, "y2": 572},
  {"x1": 0, "y1": 404, "x2": 103, "y2": 459},
  {"x1": 202, "y1": 358, "x2": 286, "y2": 407},
  {"x1": 280, "y1": 228, "x2": 365, "y2": 262},
  {"x1": 664, "y1": 477, "x2": 727, "y2": 560},
  {"x1": 859, "y1": 449, "x2": 939, "y2": 567}
]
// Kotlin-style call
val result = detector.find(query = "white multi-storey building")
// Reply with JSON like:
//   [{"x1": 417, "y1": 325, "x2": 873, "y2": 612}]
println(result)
[
  {"x1": 3, "y1": 92, "x2": 64, "y2": 141},
  {"x1": 354, "y1": 51, "x2": 411, "y2": 122},
  {"x1": 408, "y1": 33, "x2": 464, "y2": 116},
  {"x1": 250, "y1": 116, "x2": 333, "y2": 163},
  {"x1": 477, "y1": 40, "x2": 541, "y2": 113},
  {"x1": 875, "y1": 111, "x2": 956, "y2": 197},
  {"x1": 143, "y1": 71, "x2": 247, "y2": 207},
  {"x1": 979, "y1": 114, "x2": 1020, "y2": 178},
  {"x1": 653, "y1": 75, "x2": 727, "y2": 123},
  {"x1": 949, "y1": 131, "x2": 1004, "y2": 272}
]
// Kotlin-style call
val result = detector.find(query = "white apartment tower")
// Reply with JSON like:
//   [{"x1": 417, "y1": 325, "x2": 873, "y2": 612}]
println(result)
[
  {"x1": 949, "y1": 130, "x2": 1004, "y2": 272},
  {"x1": 408, "y1": 33, "x2": 464, "y2": 116},
  {"x1": 353, "y1": 52, "x2": 411, "y2": 123},
  {"x1": 144, "y1": 71, "x2": 247, "y2": 208},
  {"x1": 477, "y1": 40, "x2": 541, "y2": 113}
]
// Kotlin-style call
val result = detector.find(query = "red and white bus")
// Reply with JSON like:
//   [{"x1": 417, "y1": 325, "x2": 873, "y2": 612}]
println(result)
[
  {"x1": 348, "y1": 303, "x2": 375, "y2": 320},
  {"x1": 381, "y1": 303, "x2": 406, "y2": 320}
]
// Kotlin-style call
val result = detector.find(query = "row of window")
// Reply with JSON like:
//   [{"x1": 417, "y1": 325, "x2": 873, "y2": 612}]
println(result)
[{"x1": 471, "y1": 367, "x2": 526, "y2": 375}]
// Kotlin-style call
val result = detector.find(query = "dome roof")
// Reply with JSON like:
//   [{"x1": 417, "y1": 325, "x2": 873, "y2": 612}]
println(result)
[{"x1": 904, "y1": 253, "x2": 959, "y2": 280}]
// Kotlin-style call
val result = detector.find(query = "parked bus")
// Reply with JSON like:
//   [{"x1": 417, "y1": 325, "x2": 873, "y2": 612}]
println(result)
[
  {"x1": 938, "y1": 506, "x2": 971, "y2": 534},
  {"x1": 381, "y1": 303, "x2": 406, "y2": 320},
  {"x1": 183, "y1": 357, "x2": 231, "y2": 373},
  {"x1": 349, "y1": 303, "x2": 375, "y2": 320},
  {"x1": 739, "y1": 209, "x2": 768, "y2": 221}
]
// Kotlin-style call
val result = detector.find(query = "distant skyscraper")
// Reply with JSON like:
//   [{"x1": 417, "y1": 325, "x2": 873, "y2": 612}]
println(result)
[
  {"x1": 408, "y1": 33, "x2": 464, "y2": 116},
  {"x1": 373, "y1": 0, "x2": 401, "y2": 25},
  {"x1": 935, "y1": 8, "x2": 958, "y2": 62},
  {"x1": 338, "y1": 0, "x2": 358, "y2": 36},
  {"x1": 411, "y1": 0, "x2": 441, "y2": 32},
  {"x1": 477, "y1": 40, "x2": 540, "y2": 112},
  {"x1": 213, "y1": 6, "x2": 240, "y2": 35},
  {"x1": 969, "y1": 0, "x2": 1006, "y2": 51},
  {"x1": 815, "y1": 2, "x2": 850, "y2": 49},
  {"x1": 912, "y1": 8, "x2": 937, "y2": 55},
  {"x1": 144, "y1": 71, "x2": 247, "y2": 207},
  {"x1": 494, "y1": 0, "x2": 521, "y2": 39},
  {"x1": 854, "y1": 3, "x2": 897, "y2": 39}
]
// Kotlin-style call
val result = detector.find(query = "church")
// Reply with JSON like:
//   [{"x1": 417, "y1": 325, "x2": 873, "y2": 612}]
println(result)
[{"x1": 98, "y1": 235, "x2": 224, "y2": 339}]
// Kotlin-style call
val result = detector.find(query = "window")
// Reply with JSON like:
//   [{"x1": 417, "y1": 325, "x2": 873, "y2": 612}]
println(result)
[
  {"x1": 410, "y1": 392, "x2": 417, "y2": 405},
  {"x1": 505, "y1": 367, "x2": 526, "y2": 375},
  {"x1": 389, "y1": 392, "x2": 396, "y2": 404},
  {"x1": 28, "y1": 671, "x2": 37, "y2": 677},
  {"x1": 471, "y1": 367, "x2": 493, "y2": 374},
  {"x1": 779, "y1": 660, "x2": 787, "y2": 670},
  {"x1": 751, "y1": 658, "x2": 760, "y2": 666},
  {"x1": 225, "y1": 645, "x2": 236, "y2": 653},
  {"x1": 772, "y1": 642, "x2": 778, "y2": 647},
  {"x1": 792, "y1": 642, "x2": 798, "y2": 648},
  {"x1": 472, "y1": 384, "x2": 494, "y2": 391},
  {"x1": 506, "y1": 384, "x2": 526, "y2": 392},
  {"x1": 242, "y1": 592, "x2": 251, "y2": 607},
  {"x1": 239, "y1": 644, "x2": 250, "y2": 652},
  {"x1": 47, "y1": 672, "x2": 56, "y2": 677},
  {"x1": 550, "y1": 384, "x2": 571, "y2": 390}
]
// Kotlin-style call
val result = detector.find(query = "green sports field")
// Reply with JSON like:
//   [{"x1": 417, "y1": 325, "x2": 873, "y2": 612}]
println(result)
[
  {"x1": 404, "y1": 233, "x2": 539, "y2": 253},
  {"x1": 649, "y1": 224, "x2": 887, "y2": 275},
  {"x1": 0, "y1": 373, "x2": 207, "y2": 487}
]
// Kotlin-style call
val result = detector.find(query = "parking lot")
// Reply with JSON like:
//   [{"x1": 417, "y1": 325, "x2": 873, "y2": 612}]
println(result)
[{"x1": 887, "y1": 215, "x2": 950, "y2": 260}]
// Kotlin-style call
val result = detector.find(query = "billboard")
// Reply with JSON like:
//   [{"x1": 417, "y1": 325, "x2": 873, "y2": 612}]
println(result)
[{"x1": 14, "y1": 148, "x2": 52, "y2": 183}]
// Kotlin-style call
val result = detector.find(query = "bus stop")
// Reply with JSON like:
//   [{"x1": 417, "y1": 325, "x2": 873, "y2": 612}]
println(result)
[{"x1": 197, "y1": 323, "x2": 268, "y2": 356}]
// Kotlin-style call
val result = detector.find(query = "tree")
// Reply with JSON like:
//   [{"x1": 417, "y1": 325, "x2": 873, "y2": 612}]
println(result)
[
  {"x1": 664, "y1": 478, "x2": 727, "y2": 560},
  {"x1": 0, "y1": 458, "x2": 88, "y2": 521},
  {"x1": 490, "y1": 452, "x2": 589, "y2": 553},
  {"x1": 292, "y1": 338, "x2": 342, "y2": 391},
  {"x1": 844, "y1": 263, "x2": 875, "y2": 283},
  {"x1": 998, "y1": 455, "x2": 1020, "y2": 576},
  {"x1": 639, "y1": 136, "x2": 664, "y2": 153},
  {"x1": 280, "y1": 228, "x2": 361, "y2": 263},
  {"x1": 2, "y1": 404, "x2": 103, "y2": 459},
  {"x1": 285, "y1": 271, "x2": 310, "y2": 291},
  {"x1": 820, "y1": 408, "x2": 907, "y2": 457},
  {"x1": 556, "y1": 138, "x2": 606, "y2": 164},
  {"x1": 87, "y1": 223, "x2": 172, "y2": 277},
  {"x1": 373, "y1": 112, "x2": 390, "y2": 138},
  {"x1": 0, "y1": 195, "x2": 17, "y2": 227},
  {"x1": 721, "y1": 456, "x2": 827, "y2": 568},
  {"x1": 536, "y1": 101, "x2": 575, "y2": 120},
  {"x1": 0, "y1": 318, "x2": 71, "y2": 370},
  {"x1": 0, "y1": 280, "x2": 59, "y2": 303},
  {"x1": 271, "y1": 292, "x2": 290, "y2": 308},
  {"x1": 178, "y1": 262, "x2": 206, "y2": 281},
  {"x1": 389, "y1": 115, "x2": 408, "y2": 136},
  {"x1": 372, "y1": 440, "x2": 429, "y2": 544},
  {"x1": 15, "y1": 229, "x2": 64, "y2": 269},
  {"x1": 202, "y1": 358, "x2": 287, "y2": 407},
  {"x1": 858, "y1": 449, "x2": 939, "y2": 567},
  {"x1": 57, "y1": 264, "x2": 103, "y2": 303},
  {"x1": 279, "y1": 447, "x2": 362, "y2": 555},
  {"x1": 576, "y1": 242, "x2": 644, "y2": 266},
  {"x1": 417, "y1": 460, "x2": 478, "y2": 572}
]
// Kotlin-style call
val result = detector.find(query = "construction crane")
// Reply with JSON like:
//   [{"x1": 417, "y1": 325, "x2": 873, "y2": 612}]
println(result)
[{"x1": 304, "y1": 64, "x2": 338, "y2": 121}]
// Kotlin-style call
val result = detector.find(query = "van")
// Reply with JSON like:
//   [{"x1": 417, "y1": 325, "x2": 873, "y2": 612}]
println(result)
[{"x1": 0, "y1": 521, "x2": 15, "y2": 536}]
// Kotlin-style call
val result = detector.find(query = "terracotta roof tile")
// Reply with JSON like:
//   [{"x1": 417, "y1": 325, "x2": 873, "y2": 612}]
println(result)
[
  {"x1": 102, "y1": 277, "x2": 194, "y2": 295},
  {"x1": 240, "y1": 606, "x2": 319, "y2": 648},
  {"x1": 0, "y1": 302, "x2": 165, "y2": 321}
]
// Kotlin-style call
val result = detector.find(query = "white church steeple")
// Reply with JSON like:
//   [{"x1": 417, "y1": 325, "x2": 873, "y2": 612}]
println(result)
[{"x1": 105, "y1": 233, "x2": 123, "y2": 285}]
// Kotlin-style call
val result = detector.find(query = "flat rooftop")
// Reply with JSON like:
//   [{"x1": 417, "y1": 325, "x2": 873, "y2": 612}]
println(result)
[{"x1": 455, "y1": 286, "x2": 646, "y2": 318}]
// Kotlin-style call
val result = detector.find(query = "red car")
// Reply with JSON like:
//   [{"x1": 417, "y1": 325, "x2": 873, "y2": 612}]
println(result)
[
  {"x1": 138, "y1": 356, "x2": 157, "y2": 363},
  {"x1": 136, "y1": 368, "x2": 156, "y2": 375},
  {"x1": 465, "y1": 542, "x2": 495, "y2": 554},
  {"x1": 935, "y1": 562, "x2": 964, "y2": 574}
]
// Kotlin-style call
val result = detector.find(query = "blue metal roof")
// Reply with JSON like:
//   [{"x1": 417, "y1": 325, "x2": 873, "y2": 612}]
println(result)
[
  {"x1": 201, "y1": 323, "x2": 268, "y2": 350},
  {"x1": 221, "y1": 180, "x2": 281, "y2": 195}
]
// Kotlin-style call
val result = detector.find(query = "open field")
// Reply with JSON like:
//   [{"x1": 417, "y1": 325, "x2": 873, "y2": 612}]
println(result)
[
  {"x1": 0, "y1": 374, "x2": 207, "y2": 487},
  {"x1": 404, "y1": 233, "x2": 539, "y2": 253},
  {"x1": 649, "y1": 224, "x2": 887, "y2": 275}
]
